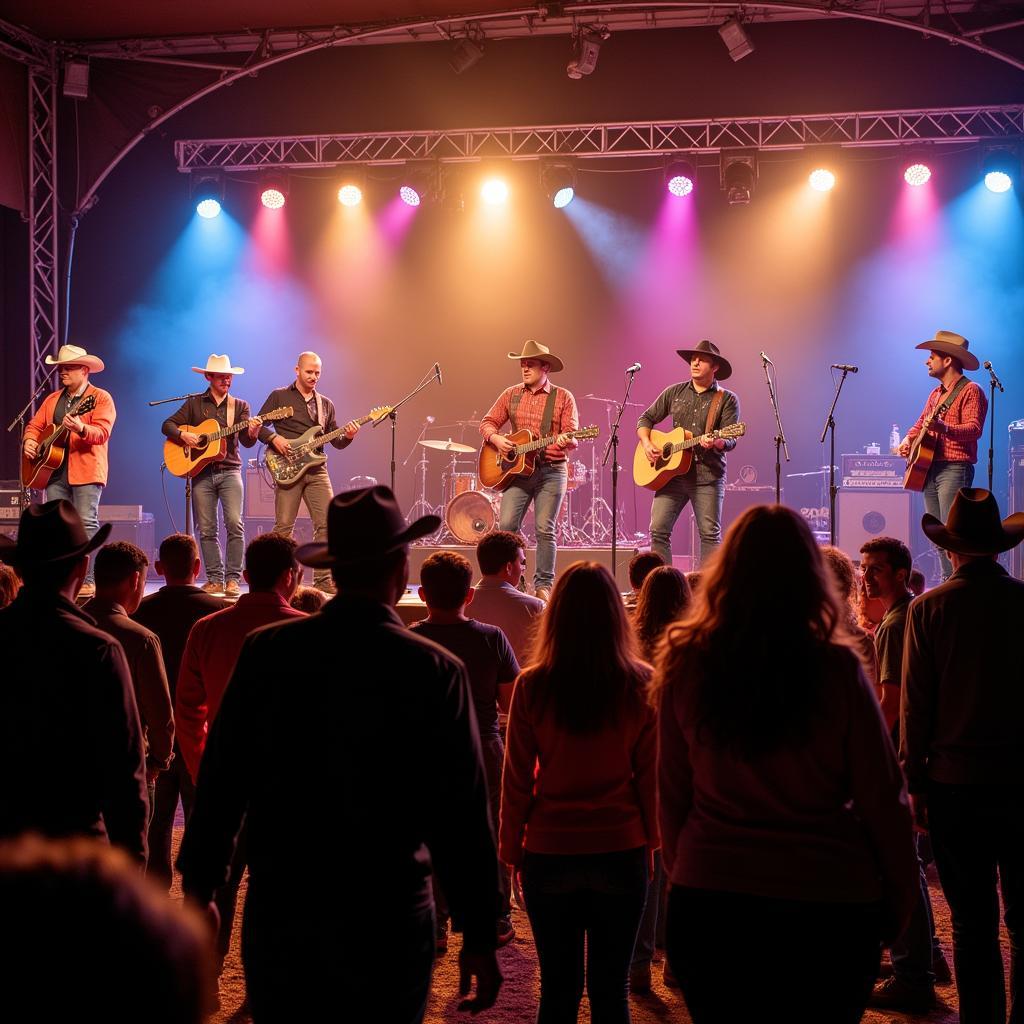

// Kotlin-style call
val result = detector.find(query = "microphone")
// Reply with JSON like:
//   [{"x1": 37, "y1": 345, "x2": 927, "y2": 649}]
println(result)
[
  {"x1": 983, "y1": 360, "x2": 1004, "y2": 393},
  {"x1": 434, "y1": 363, "x2": 443, "y2": 385},
  {"x1": 831, "y1": 363, "x2": 859, "y2": 373},
  {"x1": 625, "y1": 362, "x2": 642, "y2": 374},
  {"x1": 759, "y1": 351, "x2": 773, "y2": 364}
]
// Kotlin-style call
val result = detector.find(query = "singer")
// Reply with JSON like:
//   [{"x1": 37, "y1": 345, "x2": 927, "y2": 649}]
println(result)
[
  {"x1": 897, "y1": 330, "x2": 988, "y2": 580},
  {"x1": 636, "y1": 339, "x2": 741, "y2": 567},
  {"x1": 479, "y1": 339, "x2": 580, "y2": 601}
]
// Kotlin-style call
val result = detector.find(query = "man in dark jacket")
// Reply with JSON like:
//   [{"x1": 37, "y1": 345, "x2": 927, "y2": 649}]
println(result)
[
  {"x1": 178, "y1": 486, "x2": 502, "y2": 1022},
  {"x1": 0, "y1": 501, "x2": 148, "y2": 861}
]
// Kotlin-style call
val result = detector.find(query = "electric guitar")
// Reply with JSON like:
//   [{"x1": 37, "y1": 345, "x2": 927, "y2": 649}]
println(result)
[
  {"x1": 265, "y1": 407, "x2": 392, "y2": 488},
  {"x1": 633, "y1": 423, "x2": 747, "y2": 491},
  {"x1": 21, "y1": 393, "x2": 98, "y2": 490},
  {"x1": 479, "y1": 426, "x2": 600, "y2": 491},
  {"x1": 163, "y1": 406, "x2": 293, "y2": 478}
]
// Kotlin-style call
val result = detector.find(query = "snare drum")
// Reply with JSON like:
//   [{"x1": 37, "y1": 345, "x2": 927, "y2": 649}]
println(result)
[
  {"x1": 445, "y1": 490, "x2": 498, "y2": 545},
  {"x1": 566, "y1": 460, "x2": 588, "y2": 491},
  {"x1": 451, "y1": 472, "x2": 478, "y2": 499}
]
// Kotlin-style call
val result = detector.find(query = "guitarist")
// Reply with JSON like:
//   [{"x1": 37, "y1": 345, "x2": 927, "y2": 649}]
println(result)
[
  {"x1": 255, "y1": 351, "x2": 361, "y2": 594},
  {"x1": 896, "y1": 330, "x2": 987, "y2": 580},
  {"x1": 637, "y1": 340, "x2": 740, "y2": 567},
  {"x1": 21, "y1": 344, "x2": 116, "y2": 597},
  {"x1": 479, "y1": 340, "x2": 579, "y2": 601},
  {"x1": 162, "y1": 354, "x2": 258, "y2": 597}
]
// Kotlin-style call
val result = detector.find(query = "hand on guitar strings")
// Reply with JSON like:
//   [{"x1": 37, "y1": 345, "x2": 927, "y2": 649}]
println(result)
[
  {"x1": 178, "y1": 430, "x2": 202, "y2": 449},
  {"x1": 62, "y1": 413, "x2": 85, "y2": 436},
  {"x1": 271, "y1": 435, "x2": 292, "y2": 457}
]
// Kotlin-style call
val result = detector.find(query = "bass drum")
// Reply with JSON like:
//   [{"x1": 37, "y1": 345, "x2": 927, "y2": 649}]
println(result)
[{"x1": 446, "y1": 490, "x2": 498, "y2": 545}]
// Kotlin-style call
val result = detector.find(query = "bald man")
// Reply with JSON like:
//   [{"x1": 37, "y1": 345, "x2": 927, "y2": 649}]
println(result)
[{"x1": 256, "y1": 353, "x2": 360, "y2": 593}]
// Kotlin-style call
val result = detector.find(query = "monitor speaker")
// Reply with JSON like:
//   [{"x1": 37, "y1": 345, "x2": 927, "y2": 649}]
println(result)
[{"x1": 838, "y1": 490, "x2": 912, "y2": 557}]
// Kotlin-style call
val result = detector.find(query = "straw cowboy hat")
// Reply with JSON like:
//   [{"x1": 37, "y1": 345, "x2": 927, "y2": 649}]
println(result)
[
  {"x1": 915, "y1": 330, "x2": 980, "y2": 372},
  {"x1": 192, "y1": 354, "x2": 245, "y2": 375},
  {"x1": 45, "y1": 344, "x2": 105, "y2": 373},
  {"x1": 676, "y1": 339, "x2": 733, "y2": 381},
  {"x1": 0, "y1": 500, "x2": 112, "y2": 568},
  {"x1": 507, "y1": 339, "x2": 564, "y2": 374},
  {"x1": 296, "y1": 486, "x2": 440, "y2": 569},
  {"x1": 922, "y1": 488, "x2": 1024, "y2": 556}
]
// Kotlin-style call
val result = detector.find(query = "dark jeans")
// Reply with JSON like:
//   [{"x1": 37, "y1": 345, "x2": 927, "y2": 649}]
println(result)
[
  {"x1": 928, "y1": 781, "x2": 1024, "y2": 1024},
  {"x1": 631, "y1": 850, "x2": 666, "y2": 968},
  {"x1": 522, "y1": 847, "x2": 648, "y2": 1024},
  {"x1": 889, "y1": 833, "x2": 939, "y2": 989},
  {"x1": 666, "y1": 885, "x2": 882, "y2": 1024},
  {"x1": 147, "y1": 752, "x2": 195, "y2": 889},
  {"x1": 214, "y1": 820, "x2": 248, "y2": 968}
]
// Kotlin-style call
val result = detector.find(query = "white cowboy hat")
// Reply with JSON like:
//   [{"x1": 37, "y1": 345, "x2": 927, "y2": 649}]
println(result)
[
  {"x1": 191, "y1": 354, "x2": 245, "y2": 375},
  {"x1": 45, "y1": 344, "x2": 105, "y2": 373}
]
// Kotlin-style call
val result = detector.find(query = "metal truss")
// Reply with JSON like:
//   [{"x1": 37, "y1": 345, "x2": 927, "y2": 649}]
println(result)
[{"x1": 176, "y1": 105, "x2": 1024, "y2": 172}]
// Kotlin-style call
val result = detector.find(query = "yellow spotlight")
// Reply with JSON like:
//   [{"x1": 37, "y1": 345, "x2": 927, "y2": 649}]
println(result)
[
  {"x1": 338, "y1": 184, "x2": 363, "y2": 207},
  {"x1": 808, "y1": 168, "x2": 836, "y2": 192},
  {"x1": 480, "y1": 178, "x2": 509, "y2": 205}
]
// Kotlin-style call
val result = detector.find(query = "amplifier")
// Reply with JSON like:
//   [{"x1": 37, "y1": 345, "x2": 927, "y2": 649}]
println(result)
[
  {"x1": 840, "y1": 454, "x2": 904, "y2": 489},
  {"x1": 245, "y1": 468, "x2": 310, "y2": 520},
  {"x1": 0, "y1": 482, "x2": 21, "y2": 521},
  {"x1": 838, "y1": 490, "x2": 912, "y2": 556},
  {"x1": 99, "y1": 504, "x2": 145, "y2": 522}
]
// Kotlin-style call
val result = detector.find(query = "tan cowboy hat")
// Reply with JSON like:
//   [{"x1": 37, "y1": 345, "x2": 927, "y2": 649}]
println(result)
[
  {"x1": 915, "y1": 330, "x2": 980, "y2": 372},
  {"x1": 0, "y1": 500, "x2": 112, "y2": 568},
  {"x1": 507, "y1": 339, "x2": 564, "y2": 374},
  {"x1": 45, "y1": 344, "x2": 105, "y2": 373},
  {"x1": 922, "y1": 488, "x2": 1024, "y2": 556},
  {"x1": 676, "y1": 339, "x2": 733, "y2": 381},
  {"x1": 192, "y1": 354, "x2": 245, "y2": 376}
]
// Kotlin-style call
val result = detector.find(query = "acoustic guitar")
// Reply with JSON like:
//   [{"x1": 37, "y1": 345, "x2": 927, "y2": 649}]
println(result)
[
  {"x1": 479, "y1": 426, "x2": 599, "y2": 492},
  {"x1": 163, "y1": 406, "x2": 293, "y2": 478},
  {"x1": 902, "y1": 378, "x2": 968, "y2": 491},
  {"x1": 264, "y1": 406, "x2": 392, "y2": 488},
  {"x1": 21, "y1": 393, "x2": 98, "y2": 490},
  {"x1": 632, "y1": 422, "x2": 747, "y2": 491}
]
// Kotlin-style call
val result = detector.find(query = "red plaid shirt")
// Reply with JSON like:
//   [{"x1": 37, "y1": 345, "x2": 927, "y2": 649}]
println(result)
[
  {"x1": 480, "y1": 381, "x2": 580, "y2": 462},
  {"x1": 906, "y1": 377, "x2": 987, "y2": 464}
]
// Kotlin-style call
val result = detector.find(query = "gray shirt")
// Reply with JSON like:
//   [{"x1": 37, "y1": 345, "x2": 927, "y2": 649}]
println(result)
[{"x1": 470, "y1": 579, "x2": 545, "y2": 666}]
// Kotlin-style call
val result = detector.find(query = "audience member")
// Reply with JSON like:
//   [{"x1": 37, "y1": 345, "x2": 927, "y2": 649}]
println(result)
[
  {"x1": 501, "y1": 561, "x2": 656, "y2": 1023},
  {"x1": 471, "y1": 530, "x2": 545, "y2": 665},
  {"x1": 178, "y1": 486, "x2": 501, "y2": 1022},
  {"x1": 0, "y1": 562, "x2": 21, "y2": 608},
  {"x1": 411, "y1": 550, "x2": 520, "y2": 949},
  {"x1": 290, "y1": 584, "x2": 327, "y2": 613},
  {"x1": 85, "y1": 542, "x2": 175, "y2": 805},
  {"x1": 654, "y1": 505, "x2": 917, "y2": 1023},
  {"x1": 909, "y1": 568, "x2": 926, "y2": 597},
  {"x1": 624, "y1": 550, "x2": 664, "y2": 612},
  {"x1": 821, "y1": 545, "x2": 879, "y2": 691},
  {"x1": 0, "y1": 501, "x2": 148, "y2": 860},
  {"x1": 684, "y1": 569, "x2": 703, "y2": 597},
  {"x1": 134, "y1": 533, "x2": 228, "y2": 888},
  {"x1": 0, "y1": 834, "x2": 214, "y2": 1024},
  {"x1": 902, "y1": 489, "x2": 1024, "y2": 1024}
]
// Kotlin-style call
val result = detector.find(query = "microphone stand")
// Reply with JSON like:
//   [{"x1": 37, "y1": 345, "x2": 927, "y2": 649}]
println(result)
[
  {"x1": 986, "y1": 363, "x2": 1004, "y2": 493},
  {"x1": 603, "y1": 367, "x2": 638, "y2": 581},
  {"x1": 761, "y1": 356, "x2": 790, "y2": 503},
  {"x1": 7, "y1": 381, "x2": 47, "y2": 510},
  {"x1": 819, "y1": 368, "x2": 852, "y2": 547},
  {"x1": 373, "y1": 366, "x2": 441, "y2": 496},
  {"x1": 149, "y1": 391, "x2": 206, "y2": 538}
]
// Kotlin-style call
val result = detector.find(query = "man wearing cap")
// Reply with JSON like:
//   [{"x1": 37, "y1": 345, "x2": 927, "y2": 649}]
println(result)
[
  {"x1": 162, "y1": 354, "x2": 258, "y2": 598},
  {"x1": 0, "y1": 501, "x2": 149, "y2": 861},
  {"x1": 897, "y1": 331, "x2": 988, "y2": 580},
  {"x1": 22, "y1": 344, "x2": 116, "y2": 597},
  {"x1": 178, "y1": 486, "x2": 502, "y2": 1021},
  {"x1": 901, "y1": 489, "x2": 1024, "y2": 1024},
  {"x1": 637, "y1": 340, "x2": 741, "y2": 566},
  {"x1": 479, "y1": 340, "x2": 580, "y2": 601}
]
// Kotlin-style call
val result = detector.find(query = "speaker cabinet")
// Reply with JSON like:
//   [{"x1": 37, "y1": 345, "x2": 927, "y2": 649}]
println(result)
[
  {"x1": 245, "y1": 467, "x2": 309, "y2": 519},
  {"x1": 838, "y1": 490, "x2": 912, "y2": 557}
]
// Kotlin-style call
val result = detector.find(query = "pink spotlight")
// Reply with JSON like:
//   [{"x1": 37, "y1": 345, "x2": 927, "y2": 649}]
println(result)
[{"x1": 904, "y1": 162, "x2": 932, "y2": 187}]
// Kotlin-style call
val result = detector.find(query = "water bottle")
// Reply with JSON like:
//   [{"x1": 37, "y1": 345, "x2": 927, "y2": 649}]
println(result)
[{"x1": 889, "y1": 423, "x2": 901, "y2": 454}]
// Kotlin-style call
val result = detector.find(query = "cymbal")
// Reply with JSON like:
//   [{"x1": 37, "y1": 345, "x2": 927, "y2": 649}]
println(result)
[
  {"x1": 419, "y1": 438, "x2": 477, "y2": 454},
  {"x1": 584, "y1": 394, "x2": 643, "y2": 407}
]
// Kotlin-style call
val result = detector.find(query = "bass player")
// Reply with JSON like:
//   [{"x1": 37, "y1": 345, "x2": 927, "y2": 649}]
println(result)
[
  {"x1": 479, "y1": 340, "x2": 579, "y2": 601},
  {"x1": 255, "y1": 352, "x2": 361, "y2": 594},
  {"x1": 637, "y1": 339, "x2": 740, "y2": 567}
]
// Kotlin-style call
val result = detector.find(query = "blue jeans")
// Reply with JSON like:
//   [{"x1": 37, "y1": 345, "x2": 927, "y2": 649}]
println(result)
[
  {"x1": 631, "y1": 850, "x2": 665, "y2": 968},
  {"x1": 499, "y1": 462, "x2": 567, "y2": 591},
  {"x1": 649, "y1": 473, "x2": 725, "y2": 567},
  {"x1": 45, "y1": 479, "x2": 102, "y2": 584},
  {"x1": 890, "y1": 835, "x2": 937, "y2": 989},
  {"x1": 923, "y1": 461, "x2": 974, "y2": 579},
  {"x1": 191, "y1": 466, "x2": 244, "y2": 584}
]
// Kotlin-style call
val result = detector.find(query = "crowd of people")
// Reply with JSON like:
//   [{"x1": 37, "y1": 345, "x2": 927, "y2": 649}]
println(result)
[{"x1": 0, "y1": 484, "x2": 1021, "y2": 1024}]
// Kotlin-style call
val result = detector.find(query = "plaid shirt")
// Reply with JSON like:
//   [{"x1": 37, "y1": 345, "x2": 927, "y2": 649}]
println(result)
[
  {"x1": 480, "y1": 382, "x2": 580, "y2": 463},
  {"x1": 906, "y1": 377, "x2": 987, "y2": 464}
]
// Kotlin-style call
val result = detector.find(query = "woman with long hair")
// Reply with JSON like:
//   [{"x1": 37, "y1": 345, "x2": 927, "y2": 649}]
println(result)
[
  {"x1": 821, "y1": 544, "x2": 879, "y2": 692},
  {"x1": 500, "y1": 562, "x2": 656, "y2": 1024},
  {"x1": 633, "y1": 565, "x2": 692, "y2": 662},
  {"x1": 653, "y1": 505, "x2": 917, "y2": 1023}
]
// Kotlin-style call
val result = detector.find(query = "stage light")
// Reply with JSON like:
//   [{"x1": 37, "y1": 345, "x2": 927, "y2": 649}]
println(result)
[
  {"x1": 567, "y1": 26, "x2": 609, "y2": 79},
  {"x1": 808, "y1": 168, "x2": 836, "y2": 192},
  {"x1": 481, "y1": 178, "x2": 509, "y2": 205},
  {"x1": 721, "y1": 154, "x2": 756, "y2": 205},
  {"x1": 398, "y1": 164, "x2": 441, "y2": 208},
  {"x1": 903, "y1": 162, "x2": 931, "y2": 187},
  {"x1": 191, "y1": 173, "x2": 223, "y2": 218},
  {"x1": 986, "y1": 170, "x2": 1013, "y2": 194},
  {"x1": 541, "y1": 163, "x2": 576, "y2": 208},
  {"x1": 718, "y1": 17, "x2": 754, "y2": 62},
  {"x1": 259, "y1": 172, "x2": 288, "y2": 209},
  {"x1": 449, "y1": 35, "x2": 484, "y2": 74},
  {"x1": 338, "y1": 183, "x2": 363, "y2": 207},
  {"x1": 666, "y1": 160, "x2": 696, "y2": 197},
  {"x1": 982, "y1": 149, "x2": 1016, "y2": 193},
  {"x1": 399, "y1": 185, "x2": 421, "y2": 207}
]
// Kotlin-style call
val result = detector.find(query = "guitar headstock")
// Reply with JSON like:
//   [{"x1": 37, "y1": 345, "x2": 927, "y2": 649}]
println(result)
[
  {"x1": 717, "y1": 422, "x2": 746, "y2": 439},
  {"x1": 265, "y1": 406, "x2": 292, "y2": 421},
  {"x1": 364, "y1": 406, "x2": 394, "y2": 424},
  {"x1": 575, "y1": 426, "x2": 600, "y2": 440},
  {"x1": 76, "y1": 394, "x2": 97, "y2": 416}
]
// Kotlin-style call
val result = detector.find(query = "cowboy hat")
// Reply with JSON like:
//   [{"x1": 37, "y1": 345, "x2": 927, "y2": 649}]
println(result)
[
  {"x1": 45, "y1": 344, "x2": 105, "y2": 373},
  {"x1": 507, "y1": 339, "x2": 564, "y2": 374},
  {"x1": 0, "y1": 500, "x2": 112, "y2": 569},
  {"x1": 191, "y1": 354, "x2": 245, "y2": 376},
  {"x1": 296, "y1": 486, "x2": 441, "y2": 569},
  {"x1": 921, "y1": 488, "x2": 1024, "y2": 556},
  {"x1": 676, "y1": 339, "x2": 733, "y2": 381},
  {"x1": 914, "y1": 330, "x2": 980, "y2": 372}
]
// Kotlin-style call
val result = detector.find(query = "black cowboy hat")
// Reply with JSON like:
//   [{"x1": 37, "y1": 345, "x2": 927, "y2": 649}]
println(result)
[
  {"x1": 296, "y1": 485, "x2": 440, "y2": 569},
  {"x1": 921, "y1": 488, "x2": 1024, "y2": 556},
  {"x1": 0, "y1": 499, "x2": 111, "y2": 568},
  {"x1": 676, "y1": 339, "x2": 733, "y2": 381}
]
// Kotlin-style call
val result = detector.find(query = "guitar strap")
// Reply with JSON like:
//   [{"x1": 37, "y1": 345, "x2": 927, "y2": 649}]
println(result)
[
  {"x1": 314, "y1": 391, "x2": 325, "y2": 428},
  {"x1": 508, "y1": 387, "x2": 522, "y2": 432},
  {"x1": 226, "y1": 394, "x2": 235, "y2": 427},
  {"x1": 934, "y1": 376, "x2": 968, "y2": 419},
  {"x1": 541, "y1": 387, "x2": 559, "y2": 437},
  {"x1": 703, "y1": 389, "x2": 725, "y2": 436}
]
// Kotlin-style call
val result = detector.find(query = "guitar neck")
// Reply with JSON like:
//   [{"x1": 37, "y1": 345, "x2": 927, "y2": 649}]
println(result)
[
  {"x1": 515, "y1": 430, "x2": 577, "y2": 455},
  {"x1": 671, "y1": 431, "x2": 716, "y2": 454},
  {"x1": 207, "y1": 417, "x2": 258, "y2": 443},
  {"x1": 297, "y1": 413, "x2": 374, "y2": 454}
]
